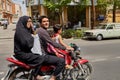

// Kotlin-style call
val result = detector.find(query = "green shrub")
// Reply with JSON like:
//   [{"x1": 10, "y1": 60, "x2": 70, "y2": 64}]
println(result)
[
  {"x1": 62, "y1": 29, "x2": 83, "y2": 39},
  {"x1": 62, "y1": 29, "x2": 75, "y2": 39},
  {"x1": 74, "y1": 30, "x2": 82, "y2": 38}
]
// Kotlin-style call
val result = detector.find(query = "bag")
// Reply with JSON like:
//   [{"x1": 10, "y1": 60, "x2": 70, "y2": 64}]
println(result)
[
  {"x1": 47, "y1": 43, "x2": 64, "y2": 57},
  {"x1": 31, "y1": 34, "x2": 43, "y2": 55}
]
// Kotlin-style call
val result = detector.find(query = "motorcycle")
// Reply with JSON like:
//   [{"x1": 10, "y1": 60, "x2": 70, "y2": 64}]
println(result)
[{"x1": 1, "y1": 43, "x2": 92, "y2": 80}]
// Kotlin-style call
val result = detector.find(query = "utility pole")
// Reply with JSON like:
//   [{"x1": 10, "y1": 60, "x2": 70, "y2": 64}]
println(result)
[{"x1": 91, "y1": 0, "x2": 96, "y2": 29}]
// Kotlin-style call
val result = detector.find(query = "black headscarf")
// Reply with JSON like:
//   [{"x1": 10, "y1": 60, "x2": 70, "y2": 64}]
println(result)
[
  {"x1": 14, "y1": 16, "x2": 46, "y2": 66},
  {"x1": 14, "y1": 16, "x2": 34, "y2": 54},
  {"x1": 16, "y1": 16, "x2": 33, "y2": 33}
]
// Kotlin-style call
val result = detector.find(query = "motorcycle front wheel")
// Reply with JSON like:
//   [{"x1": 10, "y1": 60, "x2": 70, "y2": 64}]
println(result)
[
  {"x1": 71, "y1": 62, "x2": 92, "y2": 80},
  {"x1": 8, "y1": 67, "x2": 34, "y2": 80}
]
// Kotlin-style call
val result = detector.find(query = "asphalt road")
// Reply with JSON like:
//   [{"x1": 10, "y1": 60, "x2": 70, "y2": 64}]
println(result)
[
  {"x1": 64, "y1": 38, "x2": 120, "y2": 80},
  {"x1": 0, "y1": 24, "x2": 120, "y2": 80}
]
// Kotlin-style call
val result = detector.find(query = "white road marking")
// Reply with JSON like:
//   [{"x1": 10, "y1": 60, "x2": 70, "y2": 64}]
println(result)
[
  {"x1": 91, "y1": 58, "x2": 107, "y2": 62},
  {"x1": 115, "y1": 56, "x2": 120, "y2": 59},
  {"x1": 90, "y1": 56, "x2": 120, "y2": 63}
]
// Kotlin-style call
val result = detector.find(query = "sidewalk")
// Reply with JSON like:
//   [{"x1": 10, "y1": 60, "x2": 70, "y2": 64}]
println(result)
[
  {"x1": 0, "y1": 24, "x2": 16, "y2": 39},
  {"x1": 0, "y1": 24, "x2": 83, "y2": 45}
]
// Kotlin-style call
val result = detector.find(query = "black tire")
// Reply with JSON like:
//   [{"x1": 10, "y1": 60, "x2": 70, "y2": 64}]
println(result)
[
  {"x1": 71, "y1": 62, "x2": 92, "y2": 80},
  {"x1": 96, "y1": 34, "x2": 103, "y2": 41},
  {"x1": 8, "y1": 68, "x2": 33, "y2": 80}
]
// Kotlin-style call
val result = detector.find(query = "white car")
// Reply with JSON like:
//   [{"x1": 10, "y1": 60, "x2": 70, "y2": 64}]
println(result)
[{"x1": 83, "y1": 23, "x2": 120, "y2": 40}]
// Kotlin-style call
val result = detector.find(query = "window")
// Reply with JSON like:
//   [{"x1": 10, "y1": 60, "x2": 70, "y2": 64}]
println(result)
[
  {"x1": 115, "y1": 24, "x2": 120, "y2": 29},
  {"x1": 107, "y1": 25, "x2": 114, "y2": 29}
]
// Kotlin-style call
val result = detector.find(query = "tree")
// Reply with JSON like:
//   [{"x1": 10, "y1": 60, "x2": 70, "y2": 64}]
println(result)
[
  {"x1": 74, "y1": 0, "x2": 108, "y2": 28},
  {"x1": 106, "y1": 0, "x2": 120, "y2": 22},
  {"x1": 92, "y1": 0, "x2": 120, "y2": 26},
  {"x1": 90, "y1": 0, "x2": 107, "y2": 29},
  {"x1": 91, "y1": 0, "x2": 95, "y2": 29},
  {"x1": 43, "y1": 0, "x2": 72, "y2": 25},
  {"x1": 74, "y1": 0, "x2": 96, "y2": 29},
  {"x1": 112, "y1": 0, "x2": 120, "y2": 22}
]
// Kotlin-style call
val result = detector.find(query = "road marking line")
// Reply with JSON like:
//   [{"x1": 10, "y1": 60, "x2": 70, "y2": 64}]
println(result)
[
  {"x1": 116, "y1": 56, "x2": 120, "y2": 59},
  {"x1": 91, "y1": 58, "x2": 107, "y2": 62},
  {"x1": 91, "y1": 56, "x2": 120, "y2": 63}
]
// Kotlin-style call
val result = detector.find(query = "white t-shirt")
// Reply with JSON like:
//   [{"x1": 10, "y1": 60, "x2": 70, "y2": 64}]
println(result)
[{"x1": 54, "y1": 35, "x2": 60, "y2": 43}]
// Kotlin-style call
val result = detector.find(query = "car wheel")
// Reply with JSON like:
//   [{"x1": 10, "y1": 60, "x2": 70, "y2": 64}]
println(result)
[{"x1": 96, "y1": 34, "x2": 103, "y2": 41}]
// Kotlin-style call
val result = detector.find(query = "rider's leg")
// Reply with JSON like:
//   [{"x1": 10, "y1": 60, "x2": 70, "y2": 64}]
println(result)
[
  {"x1": 43, "y1": 55, "x2": 65, "y2": 80},
  {"x1": 32, "y1": 65, "x2": 44, "y2": 80}
]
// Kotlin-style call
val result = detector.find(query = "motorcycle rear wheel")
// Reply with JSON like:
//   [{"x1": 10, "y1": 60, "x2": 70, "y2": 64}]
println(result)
[
  {"x1": 8, "y1": 67, "x2": 34, "y2": 80},
  {"x1": 71, "y1": 62, "x2": 92, "y2": 80}
]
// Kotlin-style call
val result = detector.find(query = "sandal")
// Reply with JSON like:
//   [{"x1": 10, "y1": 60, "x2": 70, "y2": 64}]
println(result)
[
  {"x1": 36, "y1": 75, "x2": 44, "y2": 80},
  {"x1": 65, "y1": 65, "x2": 73, "y2": 69}
]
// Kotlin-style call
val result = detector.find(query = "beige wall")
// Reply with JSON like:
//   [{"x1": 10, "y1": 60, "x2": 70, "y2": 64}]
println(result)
[
  {"x1": 15, "y1": 4, "x2": 22, "y2": 17},
  {"x1": 12, "y1": 4, "x2": 22, "y2": 22},
  {"x1": 106, "y1": 13, "x2": 120, "y2": 22},
  {"x1": 39, "y1": 5, "x2": 47, "y2": 16}
]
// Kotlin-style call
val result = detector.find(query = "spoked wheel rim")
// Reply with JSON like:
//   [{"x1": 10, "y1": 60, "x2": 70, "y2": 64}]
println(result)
[
  {"x1": 8, "y1": 68, "x2": 34, "y2": 80},
  {"x1": 71, "y1": 63, "x2": 92, "y2": 80},
  {"x1": 13, "y1": 72, "x2": 29, "y2": 80}
]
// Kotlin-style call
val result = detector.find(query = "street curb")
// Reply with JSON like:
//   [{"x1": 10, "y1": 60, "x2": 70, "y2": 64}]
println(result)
[{"x1": 0, "y1": 37, "x2": 13, "y2": 40}]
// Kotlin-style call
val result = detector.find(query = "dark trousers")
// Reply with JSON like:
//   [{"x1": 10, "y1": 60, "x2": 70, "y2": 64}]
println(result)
[{"x1": 43, "y1": 55, "x2": 65, "y2": 76}]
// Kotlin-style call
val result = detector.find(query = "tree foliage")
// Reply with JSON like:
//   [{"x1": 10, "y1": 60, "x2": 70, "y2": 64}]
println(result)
[
  {"x1": 97, "y1": 0, "x2": 108, "y2": 8},
  {"x1": 107, "y1": 0, "x2": 120, "y2": 6},
  {"x1": 73, "y1": 0, "x2": 91, "y2": 11},
  {"x1": 43, "y1": 0, "x2": 72, "y2": 25},
  {"x1": 106, "y1": 0, "x2": 120, "y2": 22},
  {"x1": 44, "y1": 0, "x2": 71, "y2": 11}
]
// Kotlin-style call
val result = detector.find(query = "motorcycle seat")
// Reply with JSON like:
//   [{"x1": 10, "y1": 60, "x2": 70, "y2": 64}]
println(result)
[{"x1": 7, "y1": 57, "x2": 31, "y2": 69}]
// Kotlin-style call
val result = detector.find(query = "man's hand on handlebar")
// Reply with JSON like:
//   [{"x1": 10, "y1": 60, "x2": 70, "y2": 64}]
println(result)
[{"x1": 66, "y1": 46, "x2": 74, "y2": 51}]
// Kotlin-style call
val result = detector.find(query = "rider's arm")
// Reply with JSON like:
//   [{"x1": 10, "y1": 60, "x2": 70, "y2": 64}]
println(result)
[
  {"x1": 37, "y1": 28, "x2": 66, "y2": 50},
  {"x1": 58, "y1": 35, "x2": 74, "y2": 51},
  {"x1": 58, "y1": 35, "x2": 69, "y2": 48}
]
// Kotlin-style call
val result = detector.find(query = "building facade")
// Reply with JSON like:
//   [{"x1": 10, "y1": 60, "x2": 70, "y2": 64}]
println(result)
[
  {"x1": 0, "y1": 0, "x2": 22, "y2": 23},
  {"x1": 12, "y1": 3, "x2": 22, "y2": 22},
  {"x1": 26, "y1": 0, "x2": 107, "y2": 28},
  {"x1": 0, "y1": 0, "x2": 13, "y2": 23},
  {"x1": 105, "y1": 5, "x2": 120, "y2": 23}
]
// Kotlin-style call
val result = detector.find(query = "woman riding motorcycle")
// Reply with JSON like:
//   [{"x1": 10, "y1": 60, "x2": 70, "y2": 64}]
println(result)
[{"x1": 14, "y1": 16, "x2": 65, "y2": 80}]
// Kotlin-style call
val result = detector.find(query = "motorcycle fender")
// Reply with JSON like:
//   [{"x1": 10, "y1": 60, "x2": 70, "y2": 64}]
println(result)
[
  {"x1": 73, "y1": 59, "x2": 88, "y2": 67},
  {"x1": 77, "y1": 59, "x2": 88, "y2": 64}
]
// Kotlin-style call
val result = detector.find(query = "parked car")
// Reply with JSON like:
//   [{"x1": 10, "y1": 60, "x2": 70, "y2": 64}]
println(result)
[
  {"x1": 0, "y1": 18, "x2": 9, "y2": 26},
  {"x1": 83, "y1": 23, "x2": 120, "y2": 40}
]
